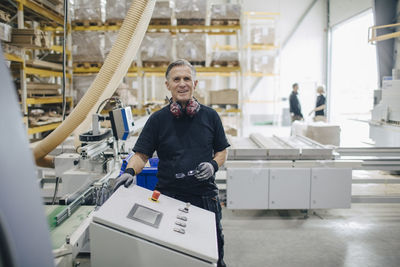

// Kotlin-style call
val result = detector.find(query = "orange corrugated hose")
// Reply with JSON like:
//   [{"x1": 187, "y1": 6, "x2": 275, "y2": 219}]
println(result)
[{"x1": 33, "y1": 0, "x2": 155, "y2": 167}]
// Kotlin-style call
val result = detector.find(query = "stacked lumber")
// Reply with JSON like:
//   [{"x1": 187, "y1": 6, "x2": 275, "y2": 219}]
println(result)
[{"x1": 11, "y1": 28, "x2": 51, "y2": 49}]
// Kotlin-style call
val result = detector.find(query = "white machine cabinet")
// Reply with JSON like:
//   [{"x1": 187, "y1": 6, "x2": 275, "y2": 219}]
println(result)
[
  {"x1": 227, "y1": 168, "x2": 269, "y2": 209},
  {"x1": 310, "y1": 168, "x2": 352, "y2": 208},
  {"x1": 90, "y1": 186, "x2": 218, "y2": 267},
  {"x1": 269, "y1": 168, "x2": 311, "y2": 209}
]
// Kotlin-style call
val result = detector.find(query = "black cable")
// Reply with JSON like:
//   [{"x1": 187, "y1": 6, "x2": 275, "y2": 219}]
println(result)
[
  {"x1": 61, "y1": 0, "x2": 68, "y2": 121},
  {"x1": 95, "y1": 97, "x2": 123, "y2": 114},
  {"x1": 51, "y1": 177, "x2": 60, "y2": 205}
]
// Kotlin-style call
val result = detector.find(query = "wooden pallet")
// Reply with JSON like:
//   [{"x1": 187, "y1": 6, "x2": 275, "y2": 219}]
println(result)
[
  {"x1": 19, "y1": 89, "x2": 60, "y2": 97},
  {"x1": 27, "y1": 82, "x2": 60, "y2": 90},
  {"x1": 72, "y1": 20, "x2": 102, "y2": 27},
  {"x1": 73, "y1": 62, "x2": 103, "y2": 68},
  {"x1": 149, "y1": 18, "x2": 171, "y2": 26},
  {"x1": 189, "y1": 61, "x2": 205, "y2": 67},
  {"x1": 105, "y1": 19, "x2": 123, "y2": 26},
  {"x1": 211, "y1": 19, "x2": 240, "y2": 26},
  {"x1": 142, "y1": 61, "x2": 170, "y2": 68},
  {"x1": 177, "y1": 19, "x2": 205, "y2": 26},
  {"x1": 210, "y1": 60, "x2": 239, "y2": 67},
  {"x1": 26, "y1": 59, "x2": 63, "y2": 71}
]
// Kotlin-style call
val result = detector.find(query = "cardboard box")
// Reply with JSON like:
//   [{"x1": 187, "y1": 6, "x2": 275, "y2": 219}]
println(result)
[
  {"x1": 0, "y1": 22, "x2": 12, "y2": 42},
  {"x1": 209, "y1": 89, "x2": 238, "y2": 105}
]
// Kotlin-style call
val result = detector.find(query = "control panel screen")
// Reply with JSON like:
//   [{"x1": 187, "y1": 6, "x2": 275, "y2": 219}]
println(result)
[{"x1": 127, "y1": 203, "x2": 163, "y2": 228}]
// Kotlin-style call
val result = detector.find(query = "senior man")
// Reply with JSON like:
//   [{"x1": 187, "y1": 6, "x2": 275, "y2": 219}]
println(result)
[{"x1": 114, "y1": 59, "x2": 229, "y2": 267}]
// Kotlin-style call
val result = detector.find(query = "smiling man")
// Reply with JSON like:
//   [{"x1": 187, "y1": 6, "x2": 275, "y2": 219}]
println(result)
[{"x1": 114, "y1": 59, "x2": 230, "y2": 267}]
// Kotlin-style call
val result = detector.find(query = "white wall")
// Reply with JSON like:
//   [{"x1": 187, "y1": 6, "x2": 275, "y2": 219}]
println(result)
[{"x1": 329, "y1": 0, "x2": 372, "y2": 27}]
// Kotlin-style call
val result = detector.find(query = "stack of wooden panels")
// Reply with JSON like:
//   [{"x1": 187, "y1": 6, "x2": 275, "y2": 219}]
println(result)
[
  {"x1": 11, "y1": 28, "x2": 51, "y2": 49},
  {"x1": 18, "y1": 82, "x2": 61, "y2": 97}
]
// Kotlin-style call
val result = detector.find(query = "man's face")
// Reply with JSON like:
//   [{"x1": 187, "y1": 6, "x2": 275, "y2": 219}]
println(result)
[
  {"x1": 166, "y1": 65, "x2": 198, "y2": 105},
  {"x1": 293, "y1": 85, "x2": 299, "y2": 92}
]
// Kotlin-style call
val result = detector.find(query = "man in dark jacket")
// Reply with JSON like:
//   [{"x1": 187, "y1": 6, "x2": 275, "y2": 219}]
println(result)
[{"x1": 289, "y1": 83, "x2": 303, "y2": 122}]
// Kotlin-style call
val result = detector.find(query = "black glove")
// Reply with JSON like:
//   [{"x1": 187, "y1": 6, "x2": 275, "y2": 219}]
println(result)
[
  {"x1": 195, "y1": 160, "x2": 218, "y2": 181},
  {"x1": 113, "y1": 168, "x2": 136, "y2": 193}
]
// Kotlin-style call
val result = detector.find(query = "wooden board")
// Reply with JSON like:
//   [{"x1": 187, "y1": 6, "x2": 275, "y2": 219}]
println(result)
[
  {"x1": 0, "y1": 10, "x2": 11, "y2": 23},
  {"x1": 26, "y1": 59, "x2": 63, "y2": 71},
  {"x1": 211, "y1": 60, "x2": 240, "y2": 67},
  {"x1": 211, "y1": 19, "x2": 240, "y2": 26},
  {"x1": 177, "y1": 19, "x2": 205, "y2": 26},
  {"x1": 72, "y1": 20, "x2": 102, "y2": 27},
  {"x1": 142, "y1": 61, "x2": 169, "y2": 68},
  {"x1": 149, "y1": 18, "x2": 171, "y2": 26},
  {"x1": 27, "y1": 82, "x2": 60, "y2": 90}
]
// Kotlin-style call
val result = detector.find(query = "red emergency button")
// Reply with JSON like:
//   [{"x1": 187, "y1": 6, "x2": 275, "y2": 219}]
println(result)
[{"x1": 151, "y1": 190, "x2": 160, "y2": 202}]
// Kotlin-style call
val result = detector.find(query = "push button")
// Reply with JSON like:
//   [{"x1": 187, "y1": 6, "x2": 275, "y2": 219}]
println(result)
[
  {"x1": 173, "y1": 227, "x2": 185, "y2": 234},
  {"x1": 151, "y1": 190, "x2": 160, "y2": 202},
  {"x1": 175, "y1": 221, "x2": 186, "y2": 227},
  {"x1": 176, "y1": 215, "x2": 187, "y2": 221}
]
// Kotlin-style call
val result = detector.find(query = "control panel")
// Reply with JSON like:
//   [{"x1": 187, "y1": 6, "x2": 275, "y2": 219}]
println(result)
[{"x1": 92, "y1": 185, "x2": 218, "y2": 263}]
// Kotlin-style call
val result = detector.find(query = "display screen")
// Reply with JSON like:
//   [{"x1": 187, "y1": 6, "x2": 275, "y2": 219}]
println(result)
[{"x1": 127, "y1": 204, "x2": 162, "y2": 228}]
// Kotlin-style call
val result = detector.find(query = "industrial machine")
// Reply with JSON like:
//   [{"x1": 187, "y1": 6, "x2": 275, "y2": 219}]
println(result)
[
  {"x1": 224, "y1": 134, "x2": 359, "y2": 210},
  {"x1": 370, "y1": 78, "x2": 400, "y2": 146},
  {"x1": 90, "y1": 185, "x2": 218, "y2": 267}
]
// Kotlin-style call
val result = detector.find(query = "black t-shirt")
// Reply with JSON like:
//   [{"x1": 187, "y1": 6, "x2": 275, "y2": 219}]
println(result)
[
  {"x1": 133, "y1": 104, "x2": 230, "y2": 196},
  {"x1": 315, "y1": 94, "x2": 326, "y2": 116}
]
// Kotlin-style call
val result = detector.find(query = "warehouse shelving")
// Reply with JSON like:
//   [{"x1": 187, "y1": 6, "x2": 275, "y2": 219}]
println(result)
[
  {"x1": 241, "y1": 11, "x2": 280, "y2": 126},
  {"x1": 1, "y1": 0, "x2": 72, "y2": 136}
]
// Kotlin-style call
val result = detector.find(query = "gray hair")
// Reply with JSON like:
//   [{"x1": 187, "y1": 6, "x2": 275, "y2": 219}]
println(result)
[{"x1": 165, "y1": 59, "x2": 196, "y2": 80}]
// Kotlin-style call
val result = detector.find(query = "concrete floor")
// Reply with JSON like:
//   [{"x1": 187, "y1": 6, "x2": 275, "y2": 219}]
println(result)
[
  {"x1": 75, "y1": 203, "x2": 400, "y2": 267},
  {"x1": 222, "y1": 204, "x2": 400, "y2": 267}
]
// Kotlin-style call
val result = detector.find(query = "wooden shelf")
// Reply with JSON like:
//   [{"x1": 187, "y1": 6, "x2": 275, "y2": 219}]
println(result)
[
  {"x1": 28, "y1": 122, "x2": 61, "y2": 135},
  {"x1": 4, "y1": 53, "x2": 23, "y2": 63},
  {"x1": 26, "y1": 96, "x2": 72, "y2": 105},
  {"x1": 69, "y1": 24, "x2": 240, "y2": 35},
  {"x1": 24, "y1": 66, "x2": 71, "y2": 78},
  {"x1": 14, "y1": 0, "x2": 64, "y2": 25}
]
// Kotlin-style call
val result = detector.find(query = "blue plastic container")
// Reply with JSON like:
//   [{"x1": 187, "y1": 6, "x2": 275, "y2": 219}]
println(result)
[{"x1": 136, "y1": 167, "x2": 158, "y2": 190}]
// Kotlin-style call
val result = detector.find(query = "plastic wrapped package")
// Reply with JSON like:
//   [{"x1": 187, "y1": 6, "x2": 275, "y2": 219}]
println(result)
[
  {"x1": 140, "y1": 33, "x2": 172, "y2": 63},
  {"x1": 210, "y1": 4, "x2": 241, "y2": 25},
  {"x1": 73, "y1": 0, "x2": 101, "y2": 21},
  {"x1": 176, "y1": 33, "x2": 207, "y2": 64},
  {"x1": 152, "y1": 1, "x2": 172, "y2": 19},
  {"x1": 72, "y1": 31, "x2": 104, "y2": 62},
  {"x1": 115, "y1": 83, "x2": 138, "y2": 106},
  {"x1": 251, "y1": 27, "x2": 275, "y2": 45},
  {"x1": 104, "y1": 31, "x2": 118, "y2": 58},
  {"x1": 104, "y1": 31, "x2": 137, "y2": 66},
  {"x1": 105, "y1": 0, "x2": 129, "y2": 22},
  {"x1": 73, "y1": 75, "x2": 96, "y2": 104},
  {"x1": 209, "y1": 89, "x2": 238, "y2": 105},
  {"x1": 175, "y1": 0, "x2": 206, "y2": 25},
  {"x1": 211, "y1": 51, "x2": 239, "y2": 67},
  {"x1": 251, "y1": 55, "x2": 275, "y2": 73}
]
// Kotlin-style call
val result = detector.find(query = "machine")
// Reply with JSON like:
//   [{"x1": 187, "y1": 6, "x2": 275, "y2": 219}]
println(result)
[
  {"x1": 224, "y1": 134, "x2": 360, "y2": 210},
  {"x1": 38, "y1": 106, "x2": 144, "y2": 266},
  {"x1": 90, "y1": 185, "x2": 218, "y2": 267}
]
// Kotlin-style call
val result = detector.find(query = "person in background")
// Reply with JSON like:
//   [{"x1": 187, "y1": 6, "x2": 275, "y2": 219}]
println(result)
[
  {"x1": 289, "y1": 83, "x2": 303, "y2": 122},
  {"x1": 309, "y1": 85, "x2": 327, "y2": 122},
  {"x1": 113, "y1": 59, "x2": 229, "y2": 267}
]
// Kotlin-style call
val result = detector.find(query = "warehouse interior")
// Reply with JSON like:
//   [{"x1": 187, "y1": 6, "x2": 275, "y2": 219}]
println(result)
[{"x1": 1, "y1": 0, "x2": 400, "y2": 266}]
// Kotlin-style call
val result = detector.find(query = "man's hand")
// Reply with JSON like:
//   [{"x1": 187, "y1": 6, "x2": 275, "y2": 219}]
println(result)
[
  {"x1": 113, "y1": 171, "x2": 136, "y2": 193},
  {"x1": 195, "y1": 160, "x2": 218, "y2": 181}
]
